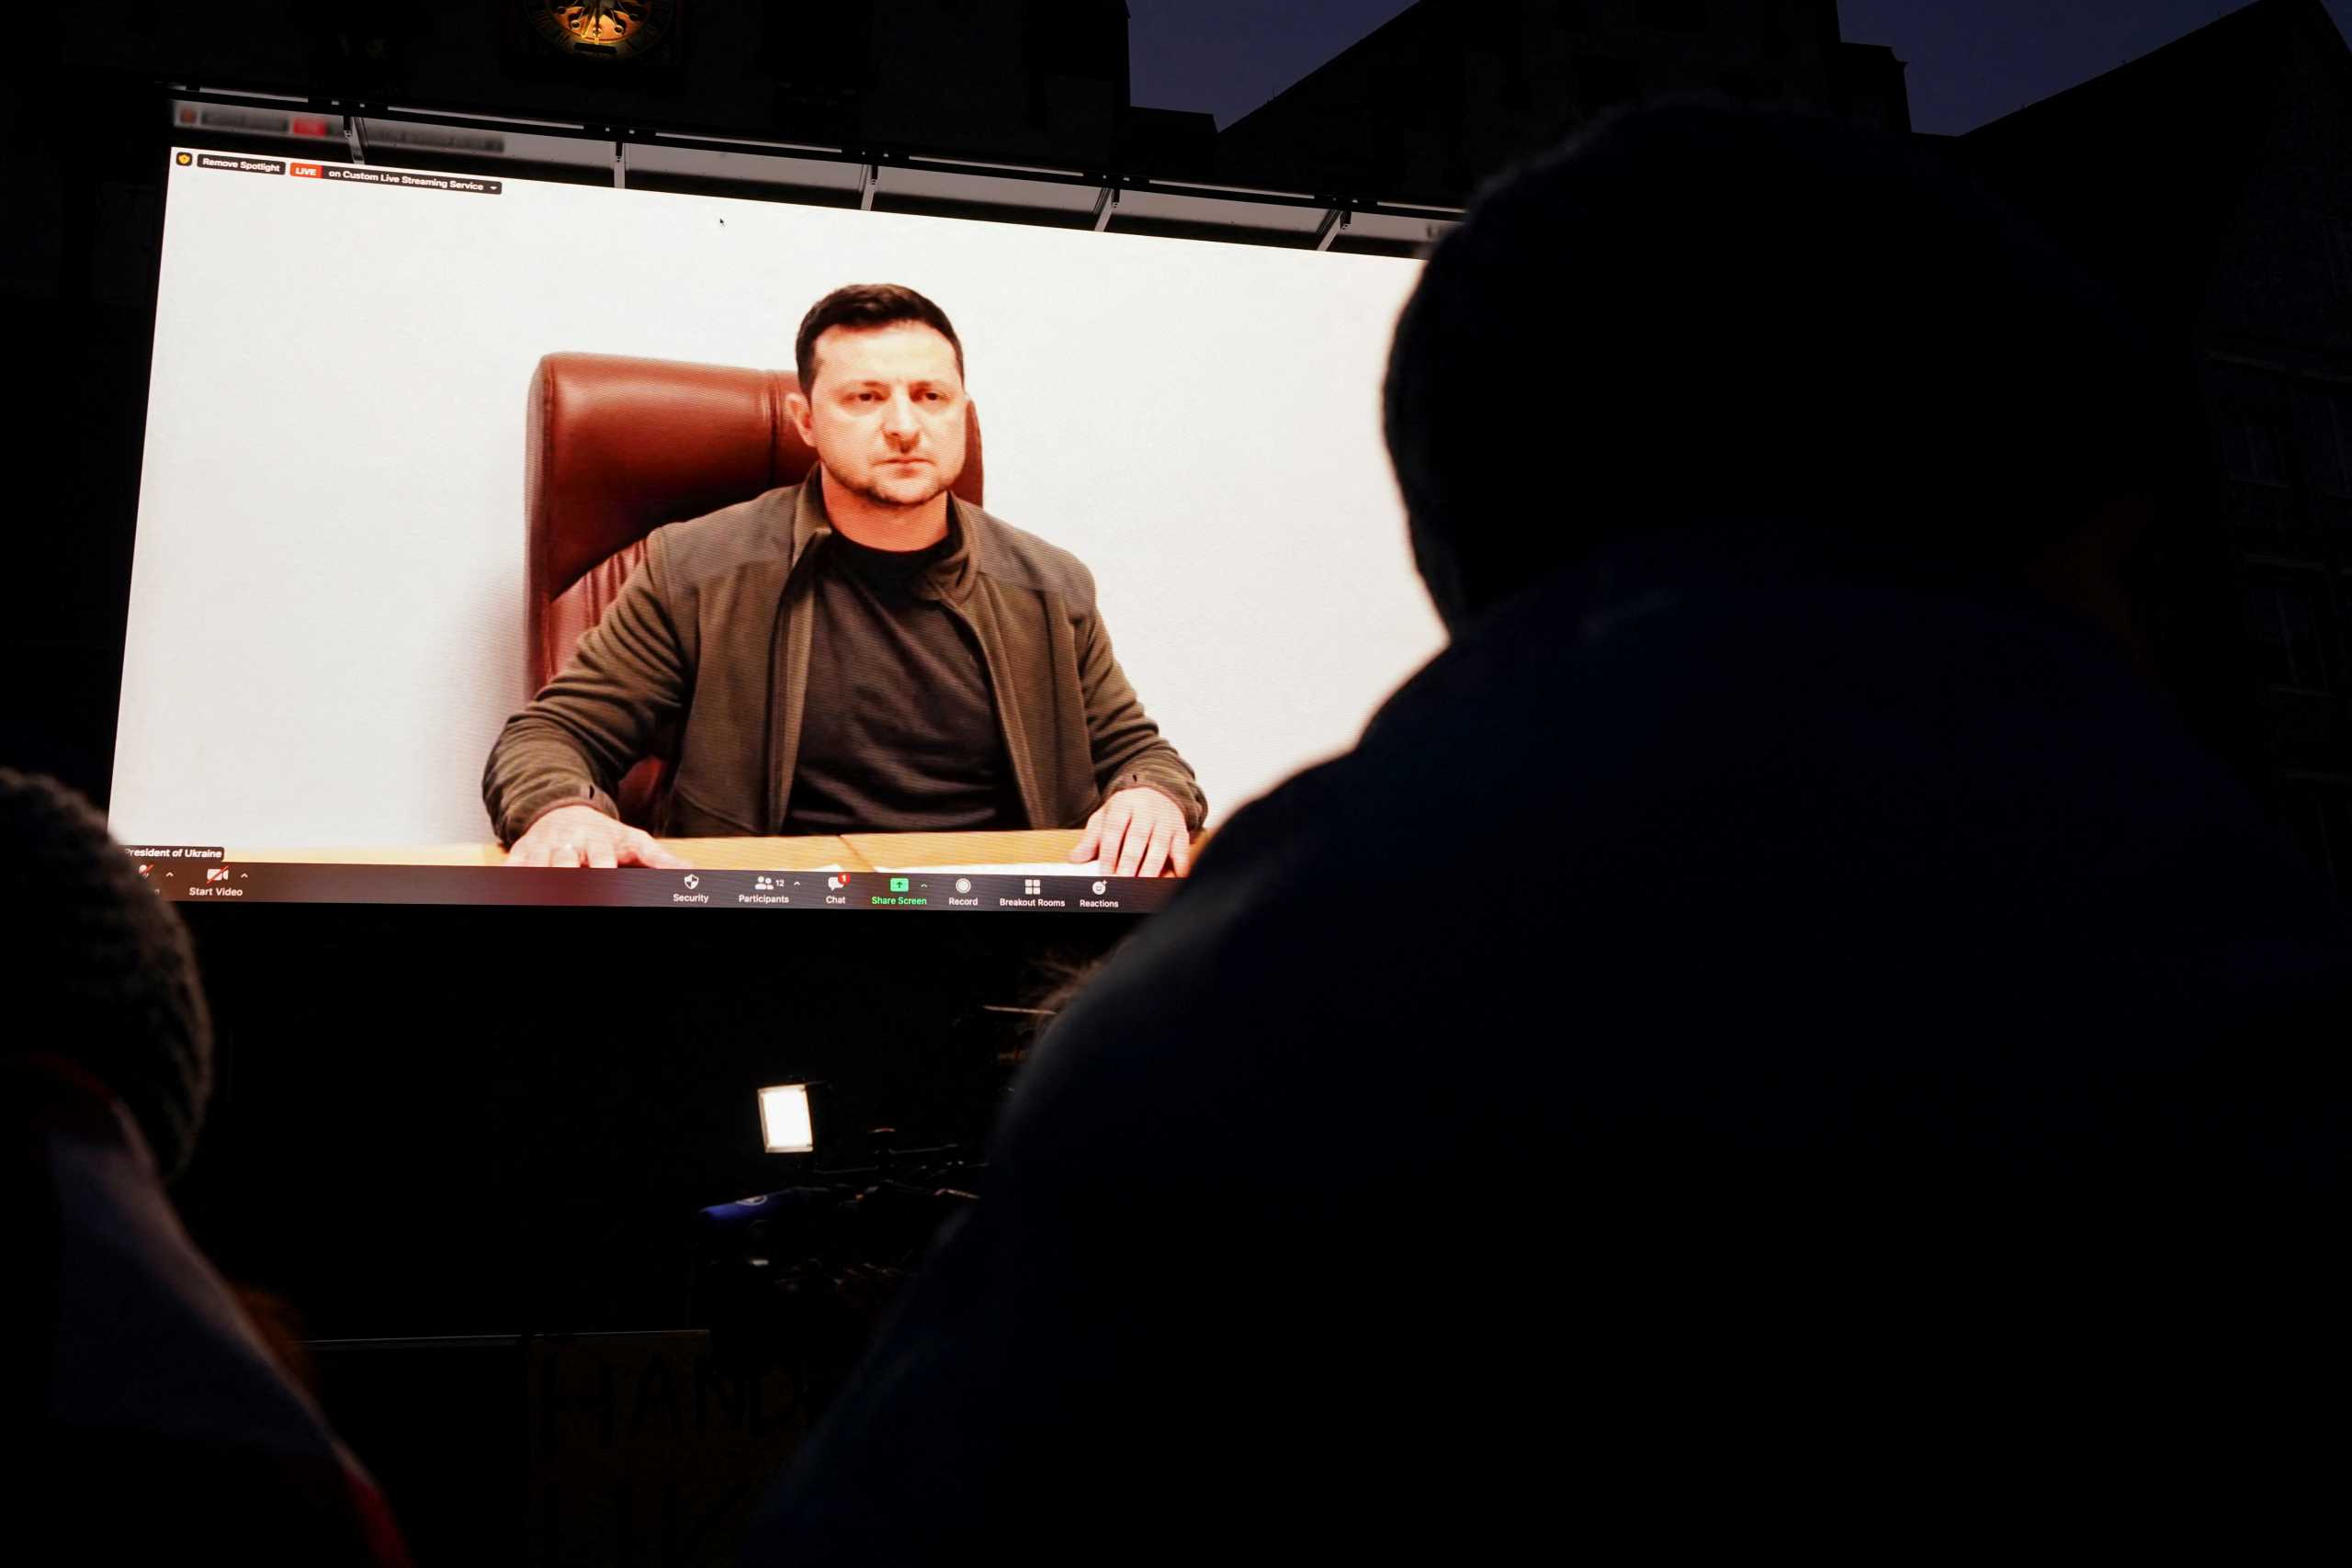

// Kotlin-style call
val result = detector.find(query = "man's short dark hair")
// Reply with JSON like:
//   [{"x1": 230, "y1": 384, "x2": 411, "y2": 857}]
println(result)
[
  {"x1": 1384, "y1": 99, "x2": 2184, "y2": 632},
  {"x1": 795, "y1": 284, "x2": 967, "y2": 396}
]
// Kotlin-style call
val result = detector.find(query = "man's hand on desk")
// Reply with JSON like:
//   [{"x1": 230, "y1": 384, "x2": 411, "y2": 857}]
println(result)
[
  {"x1": 505, "y1": 805, "x2": 693, "y2": 869},
  {"x1": 1071, "y1": 787, "x2": 1192, "y2": 878}
]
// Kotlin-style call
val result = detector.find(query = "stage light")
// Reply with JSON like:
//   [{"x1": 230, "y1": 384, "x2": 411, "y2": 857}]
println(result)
[{"x1": 758, "y1": 1083, "x2": 814, "y2": 1155}]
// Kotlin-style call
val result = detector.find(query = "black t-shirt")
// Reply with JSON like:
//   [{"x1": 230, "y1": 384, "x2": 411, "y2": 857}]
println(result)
[{"x1": 782, "y1": 524, "x2": 1025, "y2": 834}]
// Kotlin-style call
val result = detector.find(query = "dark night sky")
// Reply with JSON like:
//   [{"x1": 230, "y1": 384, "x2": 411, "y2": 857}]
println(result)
[{"x1": 1128, "y1": 0, "x2": 2352, "y2": 133}]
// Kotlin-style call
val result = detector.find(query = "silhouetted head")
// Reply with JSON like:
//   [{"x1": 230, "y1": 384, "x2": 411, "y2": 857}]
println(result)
[
  {"x1": 0, "y1": 770, "x2": 212, "y2": 1178},
  {"x1": 1385, "y1": 99, "x2": 2180, "y2": 635}
]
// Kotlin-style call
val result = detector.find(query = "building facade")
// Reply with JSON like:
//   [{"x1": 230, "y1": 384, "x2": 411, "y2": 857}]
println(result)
[{"x1": 1963, "y1": 0, "x2": 2352, "y2": 891}]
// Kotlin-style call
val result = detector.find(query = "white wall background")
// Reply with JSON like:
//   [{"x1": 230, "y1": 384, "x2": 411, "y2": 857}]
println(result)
[{"x1": 109, "y1": 152, "x2": 1442, "y2": 847}]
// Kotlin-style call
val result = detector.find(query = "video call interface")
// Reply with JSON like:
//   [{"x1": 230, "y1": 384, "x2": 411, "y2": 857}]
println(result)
[{"x1": 112, "y1": 145, "x2": 1444, "y2": 914}]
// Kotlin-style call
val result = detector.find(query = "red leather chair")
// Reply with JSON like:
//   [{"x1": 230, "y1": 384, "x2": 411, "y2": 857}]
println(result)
[{"x1": 526, "y1": 352, "x2": 986, "y2": 826}]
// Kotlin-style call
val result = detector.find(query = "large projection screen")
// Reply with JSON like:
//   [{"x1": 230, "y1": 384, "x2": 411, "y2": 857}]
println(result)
[{"x1": 110, "y1": 148, "x2": 1441, "y2": 898}]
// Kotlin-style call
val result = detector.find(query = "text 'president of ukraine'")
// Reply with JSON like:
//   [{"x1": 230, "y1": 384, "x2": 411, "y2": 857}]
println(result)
[{"x1": 483, "y1": 284, "x2": 1204, "y2": 875}]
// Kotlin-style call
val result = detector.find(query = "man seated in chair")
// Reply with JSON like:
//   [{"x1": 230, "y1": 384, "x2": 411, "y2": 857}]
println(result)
[{"x1": 483, "y1": 284, "x2": 1204, "y2": 876}]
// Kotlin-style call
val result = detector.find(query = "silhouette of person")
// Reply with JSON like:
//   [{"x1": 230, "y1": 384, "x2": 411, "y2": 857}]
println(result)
[
  {"x1": 4, "y1": 770, "x2": 409, "y2": 1564},
  {"x1": 745, "y1": 102, "x2": 2352, "y2": 1559}
]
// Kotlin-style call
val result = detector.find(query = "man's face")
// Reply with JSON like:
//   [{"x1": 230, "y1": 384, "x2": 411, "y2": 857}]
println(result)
[{"x1": 789, "y1": 321, "x2": 969, "y2": 511}]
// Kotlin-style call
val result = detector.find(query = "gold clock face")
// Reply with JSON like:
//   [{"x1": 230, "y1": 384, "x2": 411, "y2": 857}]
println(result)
[{"x1": 528, "y1": 1, "x2": 677, "y2": 62}]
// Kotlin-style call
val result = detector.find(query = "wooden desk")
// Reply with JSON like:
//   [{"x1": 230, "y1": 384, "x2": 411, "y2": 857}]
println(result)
[
  {"x1": 226, "y1": 828, "x2": 1105, "y2": 873},
  {"x1": 842, "y1": 829, "x2": 1089, "y2": 870}
]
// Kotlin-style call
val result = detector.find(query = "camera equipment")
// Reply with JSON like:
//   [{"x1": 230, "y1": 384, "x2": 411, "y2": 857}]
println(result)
[{"x1": 692, "y1": 1136, "x2": 982, "y2": 1377}]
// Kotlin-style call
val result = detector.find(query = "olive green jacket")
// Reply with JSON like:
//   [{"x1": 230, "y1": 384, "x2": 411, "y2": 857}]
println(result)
[{"x1": 482, "y1": 480, "x2": 1204, "y2": 844}]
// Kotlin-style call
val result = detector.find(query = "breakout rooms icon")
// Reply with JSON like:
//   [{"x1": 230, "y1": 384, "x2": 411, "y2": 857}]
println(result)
[{"x1": 1023, "y1": 878, "x2": 1043, "y2": 896}]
